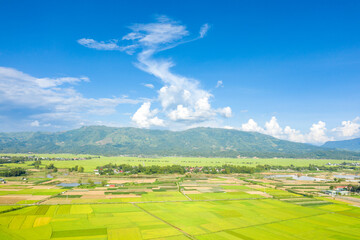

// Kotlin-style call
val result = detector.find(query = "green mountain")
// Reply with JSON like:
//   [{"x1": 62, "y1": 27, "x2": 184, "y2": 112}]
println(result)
[
  {"x1": 323, "y1": 137, "x2": 360, "y2": 152},
  {"x1": 0, "y1": 126, "x2": 359, "y2": 159}
]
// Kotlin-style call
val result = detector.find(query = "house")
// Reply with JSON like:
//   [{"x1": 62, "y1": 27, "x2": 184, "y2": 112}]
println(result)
[
  {"x1": 94, "y1": 169, "x2": 100, "y2": 175},
  {"x1": 324, "y1": 189, "x2": 350, "y2": 196},
  {"x1": 324, "y1": 190, "x2": 337, "y2": 195},
  {"x1": 336, "y1": 190, "x2": 349, "y2": 196}
]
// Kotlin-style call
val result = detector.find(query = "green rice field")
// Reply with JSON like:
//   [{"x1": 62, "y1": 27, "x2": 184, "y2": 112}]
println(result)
[
  {"x1": 0, "y1": 199, "x2": 359, "y2": 239},
  {"x1": 2, "y1": 154, "x2": 356, "y2": 172},
  {"x1": 0, "y1": 155, "x2": 359, "y2": 239}
]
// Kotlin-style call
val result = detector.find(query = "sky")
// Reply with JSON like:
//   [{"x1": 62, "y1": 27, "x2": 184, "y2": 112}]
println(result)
[{"x1": 0, "y1": 0, "x2": 360, "y2": 145}]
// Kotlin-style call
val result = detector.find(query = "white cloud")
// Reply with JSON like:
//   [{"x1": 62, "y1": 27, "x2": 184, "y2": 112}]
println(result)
[
  {"x1": 131, "y1": 102, "x2": 165, "y2": 128},
  {"x1": 168, "y1": 105, "x2": 193, "y2": 121},
  {"x1": 332, "y1": 117, "x2": 360, "y2": 137},
  {"x1": 77, "y1": 38, "x2": 121, "y2": 50},
  {"x1": 216, "y1": 80, "x2": 223, "y2": 88},
  {"x1": 283, "y1": 126, "x2": 306, "y2": 143},
  {"x1": 217, "y1": 107, "x2": 232, "y2": 118},
  {"x1": 306, "y1": 121, "x2": 332, "y2": 143},
  {"x1": 30, "y1": 120, "x2": 40, "y2": 127},
  {"x1": 241, "y1": 119, "x2": 264, "y2": 133},
  {"x1": 199, "y1": 23, "x2": 210, "y2": 38},
  {"x1": 240, "y1": 116, "x2": 333, "y2": 144},
  {"x1": 0, "y1": 66, "x2": 139, "y2": 129},
  {"x1": 223, "y1": 126, "x2": 235, "y2": 130},
  {"x1": 264, "y1": 116, "x2": 283, "y2": 138},
  {"x1": 36, "y1": 76, "x2": 89, "y2": 88},
  {"x1": 144, "y1": 83, "x2": 155, "y2": 89},
  {"x1": 79, "y1": 16, "x2": 231, "y2": 129}
]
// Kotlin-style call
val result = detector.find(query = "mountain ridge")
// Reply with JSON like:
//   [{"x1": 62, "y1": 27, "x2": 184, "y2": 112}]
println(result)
[
  {"x1": 323, "y1": 137, "x2": 360, "y2": 152},
  {"x1": 0, "y1": 126, "x2": 359, "y2": 159}
]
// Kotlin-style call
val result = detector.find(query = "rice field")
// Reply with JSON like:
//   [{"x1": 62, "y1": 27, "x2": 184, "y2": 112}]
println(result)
[
  {"x1": 0, "y1": 204, "x2": 182, "y2": 239},
  {"x1": 2, "y1": 154, "x2": 356, "y2": 172},
  {"x1": 0, "y1": 199, "x2": 359, "y2": 239},
  {"x1": 0, "y1": 157, "x2": 359, "y2": 239}
]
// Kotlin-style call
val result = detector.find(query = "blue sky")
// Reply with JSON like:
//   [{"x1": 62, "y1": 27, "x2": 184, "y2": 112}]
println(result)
[{"x1": 0, "y1": 0, "x2": 360, "y2": 144}]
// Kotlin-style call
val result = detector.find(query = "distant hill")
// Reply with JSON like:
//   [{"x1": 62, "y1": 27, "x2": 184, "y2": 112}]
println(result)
[
  {"x1": 0, "y1": 126, "x2": 359, "y2": 159},
  {"x1": 323, "y1": 137, "x2": 360, "y2": 152}
]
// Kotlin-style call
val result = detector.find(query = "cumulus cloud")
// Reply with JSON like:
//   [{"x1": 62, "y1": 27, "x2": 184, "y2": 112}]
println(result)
[
  {"x1": 131, "y1": 102, "x2": 165, "y2": 128},
  {"x1": 307, "y1": 121, "x2": 332, "y2": 143},
  {"x1": 332, "y1": 117, "x2": 360, "y2": 137},
  {"x1": 217, "y1": 106, "x2": 232, "y2": 118},
  {"x1": 240, "y1": 116, "x2": 334, "y2": 144},
  {"x1": 241, "y1": 119, "x2": 264, "y2": 132},
  {"x1": 79, "y1": 16, "x2": 231, "y2": 128},
  {"x1": 264, "y1": 116, "x2": 283, "y2": 138},
  {"x1": 0, "y1": 66, "x2": 139, "y2": 130}
]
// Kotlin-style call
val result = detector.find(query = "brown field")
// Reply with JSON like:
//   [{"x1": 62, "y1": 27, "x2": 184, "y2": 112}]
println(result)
[{"x1": 0, "y1": 195, "x2": 48, "y2": 204}]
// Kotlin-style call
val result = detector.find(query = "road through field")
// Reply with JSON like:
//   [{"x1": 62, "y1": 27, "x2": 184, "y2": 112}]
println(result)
[{"x1": 132, "y1": 203, "x2": 197, "y2": 240}]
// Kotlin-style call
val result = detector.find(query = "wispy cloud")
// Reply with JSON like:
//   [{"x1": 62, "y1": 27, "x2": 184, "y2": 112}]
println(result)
[
  {"x1": 216, "y1": 80, "x2": 223, "y2": 88},
  {"x1": 0, "y1": 66, "x2": 139, "y2": 130},
  {"x1": 199, "y1": 23, "x2": 210, "y2": 38},
  {"x1": 143, "y1": 83, "x2": 155, "y2": 89},
  {"x1": 77, "y1": 38, "x2": 121, "y2": 50},
  {"x1": 79, "y1": 16, "x2": 231, "y2": 129}
]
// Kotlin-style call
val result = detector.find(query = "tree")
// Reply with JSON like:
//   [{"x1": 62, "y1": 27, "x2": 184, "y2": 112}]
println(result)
[
  {"x1": 46, "y1": 163, "x2": 55, "y2": 169},
  {"x1": 0, "y1": 167, "x2": 26, "y2": 177},
  {"x1": 87, "y1": 179, "x2": 95, "y2": 187},
  {"x1": 101, "y1": 180, "x2": 107, "y2": 187}
]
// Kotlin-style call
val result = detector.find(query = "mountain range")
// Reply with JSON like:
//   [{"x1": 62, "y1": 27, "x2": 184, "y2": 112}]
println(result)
[
  {"x1": 0, "y1": 126, "x2": 359, "y2": 159},
  {"x1": 323, "y1": 138, "x2": 360, "y2": 152}
]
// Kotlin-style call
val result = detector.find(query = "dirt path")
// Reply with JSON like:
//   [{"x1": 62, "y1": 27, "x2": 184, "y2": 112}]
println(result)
[{"x1": 132, "y1": 202, "x2": 197, "y2": 240}]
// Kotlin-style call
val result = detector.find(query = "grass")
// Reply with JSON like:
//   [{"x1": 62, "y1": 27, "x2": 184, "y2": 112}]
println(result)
[
  {"x1": 16, "y1": 200, "x2": 40, "y2": 204},
  {"x1": 0, "y1": 193, "x2": 359, "y2": 239},
  {"x1": 0, "y1": 206, "x2": 22, "y2": 213},
  {"x1": 0, "y1": 155, "x2": 359, "y2": 239},
  {"x1": 221, "y1": 185, "x2": 253, "y2": 190},
  {"x1": 187, "y1": 191, "x2": 264, "y2": 200},
  {"x1": 70, "y1": 191, "x2": 188, "y2": 204},
  {"x1": 0, "y1": 188, "x2": 64, "y2": 196},
  {"x1": 53, "y1": 195, "x2": 82, "y2": 198},
  {"x1": 263, "y1": 188, "x2": 302, "y2": 199},
  {"x1": 0, "y1": 203, "x2": 182, "y2": 239},
  {"x1": 2, "y1": 154, "x2": 357, "y2": 172},
  {"x1": 138, "y1": 199, "x2": 360, "y2": 239}
]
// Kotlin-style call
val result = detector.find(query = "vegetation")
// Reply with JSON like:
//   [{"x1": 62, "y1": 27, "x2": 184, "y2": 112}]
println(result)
[
  {"x1": 94, "y1": 163, "x2": 359, "y2": 175},
  {"x1": 0, "y1": 167, "x2": 26, "y2": 177},
  {"x1": 68, "y1": 165, "x2": 84, "y2": 172},
  {"x1": 0, "y1": 157, "x2": 358, "y2": 239},
  {"x1": 323, "y1": 137, "x2": 360, "y2": 152},
  {"x1": 1, "y1": 126, "x2": 360, "y2": 159}
]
